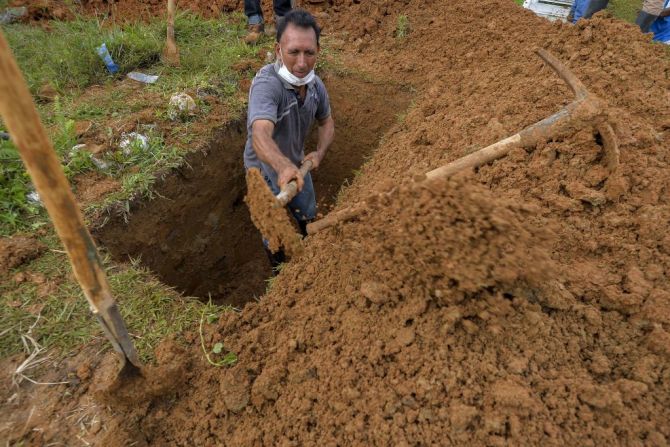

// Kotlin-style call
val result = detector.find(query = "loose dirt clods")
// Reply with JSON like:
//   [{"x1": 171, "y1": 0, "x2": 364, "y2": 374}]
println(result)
[
  {"x1": 245, "y1": 167, "x2": 303, "y2": 256},
  {"x1": 2, "y1": 0, "x2": 670, "y2": 445}
]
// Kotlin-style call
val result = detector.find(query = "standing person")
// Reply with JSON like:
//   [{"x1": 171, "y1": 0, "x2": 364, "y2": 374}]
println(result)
[
  {"x1": 637, "y1": 0, "x2": 670, "y2": 33},
  {"x1": 567, "y1": 0, "x2": 591, "y2": 23},
  {"x1": 567, "y1": 0, "x2": 608, "y2": 23},
  {"x1": 582, "y1": 0, "x2": 609, "y2": 19},
  {"x1": 244, "y1": 9, "x2": 335, "y2": 270},
  {"x1": 244, "y1": 0, "x2": 293, "y2": 44},
  {"x1": 649, "y1": 0, "x2": 670, "y2": 42}
]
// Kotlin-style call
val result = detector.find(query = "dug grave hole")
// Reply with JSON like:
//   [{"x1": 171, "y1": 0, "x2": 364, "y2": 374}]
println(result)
[{"x1": 94, "y1": 73, "x2": 412, "y2": 306}]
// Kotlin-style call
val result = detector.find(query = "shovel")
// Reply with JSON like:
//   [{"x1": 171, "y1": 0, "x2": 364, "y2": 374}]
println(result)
[
  {"x1": 0, "y1": 31, "x2": 142, "y2": 378},
  {"x1": 162, "y1": 0, "x2": 180, "y2": 66},
  {"x1": 245, "y1": 160, "x2": 313, "y2": 255}
]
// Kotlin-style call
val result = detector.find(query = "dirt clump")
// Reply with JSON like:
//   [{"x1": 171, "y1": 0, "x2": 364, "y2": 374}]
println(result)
[
  {"x1": 244, "y1": 167, "x2": 303, "y2": 256},
  {"x1": 0, "y1": 236, "x2": 46, "y2": 276}
]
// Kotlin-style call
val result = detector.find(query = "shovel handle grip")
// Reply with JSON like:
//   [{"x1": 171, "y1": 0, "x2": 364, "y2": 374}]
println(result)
[{"x1": 276, "y1": 159, "x2": 313, "y2": 206}]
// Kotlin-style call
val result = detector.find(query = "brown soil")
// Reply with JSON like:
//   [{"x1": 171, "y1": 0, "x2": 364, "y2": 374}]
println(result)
[
  {"x1": 94, "y1": 73, "x2": 409, "y2": 305},
  {"x1": 0, "y1": 236, "x2": 45, "y2": 276},
  {"x1": 245, "y1": 167, "x2": 303, "y2": 255},
  {"x1": 4, "y1": 0, "x2": 670, "y2": 445}
]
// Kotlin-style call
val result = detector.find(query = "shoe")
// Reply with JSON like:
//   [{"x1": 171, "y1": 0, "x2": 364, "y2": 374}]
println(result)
[{"x1": 244, "y1": 23, "x2": 264, "y2": 45}]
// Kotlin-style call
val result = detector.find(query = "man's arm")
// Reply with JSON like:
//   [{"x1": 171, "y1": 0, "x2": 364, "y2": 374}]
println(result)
[
  {"x1": 304, "y1": 115, "x2": 335, "y2": 169},
  {"x1": 251, "y1": 119, "x2": 304, "y2": 191}
]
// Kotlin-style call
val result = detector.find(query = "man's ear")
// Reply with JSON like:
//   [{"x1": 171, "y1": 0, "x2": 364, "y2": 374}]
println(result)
[{"x1": 275, "y1": 42, "x2": 281, "y2": 59}]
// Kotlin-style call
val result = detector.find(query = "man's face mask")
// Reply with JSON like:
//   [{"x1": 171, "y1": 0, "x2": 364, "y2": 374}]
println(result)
[{"x1": 275, "y1": 46, "x2": 315, "y2": 87}]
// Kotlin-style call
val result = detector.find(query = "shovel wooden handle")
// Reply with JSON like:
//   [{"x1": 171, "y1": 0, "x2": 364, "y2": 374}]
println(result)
[
  {"x1": 0, "y1": 31, "x2": 140, "y2": 366},
  {"x1": 276, "y1": 159, "x2": 313, "y2": 206},
  {"x1": 167, "y1": 0, "x2": 177, "y2": 46}
]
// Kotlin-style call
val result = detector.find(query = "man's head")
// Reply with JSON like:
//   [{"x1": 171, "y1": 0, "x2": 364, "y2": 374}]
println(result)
[{"x1": 275, "y1": 9, "x2": 320, "y2": 80}]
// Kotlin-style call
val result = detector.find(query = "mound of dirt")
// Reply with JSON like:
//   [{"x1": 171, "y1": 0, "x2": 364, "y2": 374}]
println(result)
[
  {"x1": 6, "y1": 0, "x2": 670, "y2": 444},
  {"x1": 103, "y1": 0, "x2": 667, "y2": 444},
  {"x1": 127, "y1": 176, "x2": 568, "y2": 445}
]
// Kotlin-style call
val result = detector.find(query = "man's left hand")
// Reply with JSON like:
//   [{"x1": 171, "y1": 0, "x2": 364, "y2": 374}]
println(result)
[{"x1": 304, "y1": 151, "x2": 323, "y2": 170}]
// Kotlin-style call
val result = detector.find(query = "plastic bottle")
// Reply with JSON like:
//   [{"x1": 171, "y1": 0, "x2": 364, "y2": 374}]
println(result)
[{"x1": 96, "y1": 43, "x2": 119, "y2": 74}]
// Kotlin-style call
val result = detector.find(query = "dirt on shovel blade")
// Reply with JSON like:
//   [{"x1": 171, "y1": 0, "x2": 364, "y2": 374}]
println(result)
[{"x1": 244, "y1": 167, "x2": 303, "y2": 256}]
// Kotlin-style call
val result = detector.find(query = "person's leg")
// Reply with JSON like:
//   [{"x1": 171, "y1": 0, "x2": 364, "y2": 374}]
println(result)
[
  {"x1": 244, "y1": 0, "x2": 265, "y2": 44},
  {"x1": 583, "y1": 0, "x2": 609, "y2": 19},
  {"x1": 637, "y1": 10, "x2": 659, "y2": 31},
  {"x1": 287, "y1": 172, "x2": 317, "y2": 236},
  {"x1": 244, "y1": 0, "x2": 263, "y2": 25},
  {"x1": 636, "y1": 0, "x2": 664, "y2": 32},
  {"x1": 273, "y1": 0, "x2": 292, "y2": 20}
]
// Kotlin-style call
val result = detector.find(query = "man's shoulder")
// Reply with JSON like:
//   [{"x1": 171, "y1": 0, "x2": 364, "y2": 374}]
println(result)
[
  {"x1": 253, "y1": 64, "x2": 282, "y2": 86},
  {"x1": 312, "y1": 74, "x2": 329, "y2": 98}
]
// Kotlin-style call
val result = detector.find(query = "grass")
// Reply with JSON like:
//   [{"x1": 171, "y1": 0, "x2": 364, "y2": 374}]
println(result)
[
  {"x1": 608, "y1": 0, "x2": 643, "y2": 22},
  {"x1": 0, "y1": 234, "x2": 230, "y2": 363},
  {"x1": 0, "y1": 12, "x2": 261, "y2": 235},
  {"x1": 395, "y1": 14, "x2": 409, "y2": 39},
  {"x1": 0, "y1": 11, "x2": 270, "y2": 365}
]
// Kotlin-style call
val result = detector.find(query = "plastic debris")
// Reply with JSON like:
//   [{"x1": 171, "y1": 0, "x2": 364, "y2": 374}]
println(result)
[
  {"x1": 27, "y1": 191, "x2": 41, "y2": 204},
  {"x1": 168, "y1": 93, "x2": 197, "y2": 121},
  {"x1": 0, "y1": 6, "x2": 27, "y2": 25},
  {"x1": 127, "y1": 72, "x2": 159, "y2": 84},
  {"x1": 119, "y1": 132, "x2": 149, "y2": 155},
  {"x1": 91, "y1": 155, "x2": 111, "y2": 171},
  {"x1": 69, "y1": 144, "x2": 88, "y2": 156},
  {"x1": 96, "y1": 43, "x2": 119, "y2": 74}
]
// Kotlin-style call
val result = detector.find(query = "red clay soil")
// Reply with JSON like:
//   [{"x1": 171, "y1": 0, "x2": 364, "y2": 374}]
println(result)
[
  {"x1": 3, "y1": 0, "x2": 670, "y2": 445},
  {"x1": 0, "y1": 235, "x2": 45, "y2": 276},
  {"x1": 245, "y1": 167, "x2": 304, "y2": 256}
]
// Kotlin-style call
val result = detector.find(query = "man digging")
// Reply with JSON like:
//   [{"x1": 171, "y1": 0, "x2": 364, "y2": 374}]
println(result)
[{"x1": 243, "y1": 9, "x2": 335, "y2": 271}]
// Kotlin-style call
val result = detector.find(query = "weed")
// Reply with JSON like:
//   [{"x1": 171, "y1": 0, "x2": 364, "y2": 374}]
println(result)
[
  {"x1": 198, "y1": 302, "x2": 238, "y2": 367},
  {"x1": 396, "y1": 15, "x2": 410, "y2": 39},
  {"x1": 0, "y1": 139, "x2": 43, "y2": 234}
]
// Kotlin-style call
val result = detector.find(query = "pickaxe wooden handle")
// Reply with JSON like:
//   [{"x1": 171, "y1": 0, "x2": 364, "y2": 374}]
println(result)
[
  {"x1": 0, "y1": 31, "x2": 141, "y2": 373},
  {"x1": 307, "y1": 49, "x2": 619, "y2": 235}
]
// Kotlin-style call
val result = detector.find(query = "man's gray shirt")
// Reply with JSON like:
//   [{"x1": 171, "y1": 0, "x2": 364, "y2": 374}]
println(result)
[{"x1": 243, "y1": 63, "x2": 331, "y2": 182}]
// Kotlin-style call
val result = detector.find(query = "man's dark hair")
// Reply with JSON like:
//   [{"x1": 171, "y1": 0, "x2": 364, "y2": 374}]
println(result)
[{"x1": 276, "y1": 9, "x2": 321, "y2": 46}]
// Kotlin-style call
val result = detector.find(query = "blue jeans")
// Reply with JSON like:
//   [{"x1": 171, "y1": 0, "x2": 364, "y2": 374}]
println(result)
[{"x1": 262, "y1": 171, "x2": 317, "y2": 222}]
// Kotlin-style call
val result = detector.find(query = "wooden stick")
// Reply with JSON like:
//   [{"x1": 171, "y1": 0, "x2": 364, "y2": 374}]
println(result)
[
  {"x1": 0, "y1": 31, "x2": 140, "y2": 368},
  {"x1": 306, "y1": 49, "x2": 617, "y2": 235},
  {"x1": 163, "y1": 0, "x2": 180, "y2": 66}
]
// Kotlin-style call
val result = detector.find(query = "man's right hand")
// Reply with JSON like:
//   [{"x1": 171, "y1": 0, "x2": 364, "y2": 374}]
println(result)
[{"x1": 277, "y1": 162, "x2": 304, "y2": 192}]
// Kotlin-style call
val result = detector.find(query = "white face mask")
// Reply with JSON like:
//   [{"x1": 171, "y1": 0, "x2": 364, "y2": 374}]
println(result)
[{"x1": 275, "y1": 48, "x2": 315, "y2": 86}]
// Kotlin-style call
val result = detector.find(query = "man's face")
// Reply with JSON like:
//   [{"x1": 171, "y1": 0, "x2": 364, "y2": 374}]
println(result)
[{"x1": 276, "y1": 23, "x2": 319, "y2": 78}]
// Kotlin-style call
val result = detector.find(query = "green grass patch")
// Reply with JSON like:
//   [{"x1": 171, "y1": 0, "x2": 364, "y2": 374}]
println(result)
[
  {"x1": 0, "y1": 234, "x2": 228, "y2": 363},
  {"x1": 395, "y1": 14, "x2": 410, "y2": 39},
  {"x1": 4, "y1": 18, "x2": 163, "y2": 93},
  {"x1": 608, "y1": 0, "x2": 643, "y2": 22},
  {"x1": 0, "y1": 12, "x2": 263, "y2": 235}
]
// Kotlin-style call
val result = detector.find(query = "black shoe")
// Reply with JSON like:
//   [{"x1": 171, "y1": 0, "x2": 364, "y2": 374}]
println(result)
[{"x1": 264, "y1": 246, "x2": 286, "y2": 275}]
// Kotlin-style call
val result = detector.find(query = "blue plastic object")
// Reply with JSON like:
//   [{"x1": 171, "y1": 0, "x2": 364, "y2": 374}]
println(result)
[{"x1": 96, "y1": 43, "x2": 119, "y2": 74}]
